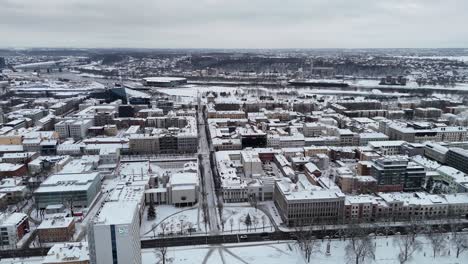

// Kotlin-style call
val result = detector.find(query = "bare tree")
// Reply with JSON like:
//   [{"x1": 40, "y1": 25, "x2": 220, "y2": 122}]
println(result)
[
  {"x1": 229, "y1": 218, "x2": 234, "y2": 233},
  {"x1": 217, "y1": 197, "x2": 224, "y2": 220},
  {"x1": 425, "y1": 226, "x2": 446, "y2": 258},
  {"x1": 169, "y1": 223, "x2": 174, "y2": 236},
  {"x1": 252, "y1": 215, "x2": 259, "y2": 231},
  {"x1": 160, "y1": 222, "x2": 167, "y2": 237},
  {"x1": 295, "y1": 223, "x2": 320, "y2": 263},
  {"x1": 179, "y1": 220, "x2": 184, "y2": 234},
  {"x1": 261, "y1": 215, "x2": 267, "y2": 231},
  {"x1": 187, "y1": 222, "x2": 194, "y2": 235},
  {"x1": 406, "y1": 217, "x2": 422, "y2": 242},
  {"x1": 345, "y1": 224, "x2": 375, "y2": 264},
  {"x1": 157, "y1": 246, "x2": 168, "y2": 264},
  {"x1": 221, "y1": 216, "x2": 226, "y2": 232},
  {"x1": 202, "y1": 201, "x2": 209, "y2": 233},
  {"x1": 449, "y1": 223, "x2": 468, "y2": 258},
  {"x1": 249, "y1": 194, "x2": 258, "y2": 211},
  {"x1": 394, "y1": 233, "x2": 421, "y2": 263}
]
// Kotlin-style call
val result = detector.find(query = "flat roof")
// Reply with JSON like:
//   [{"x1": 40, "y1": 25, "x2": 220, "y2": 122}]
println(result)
[
  {"x1": 95, "y1": 201, "x2": 138, "y2": 225},
  {"x1": 37, "y1": 217, "x2": 74, "y2": 229},
  {"x1": 44, "y1": 242, "x2": 89, "y2": 263},
  {"x1": 143, "y1": 77, "x2": 187, "y2": 82},
  {"x1": 35, "y1": 172, "x2": 100, "y2": 193}
]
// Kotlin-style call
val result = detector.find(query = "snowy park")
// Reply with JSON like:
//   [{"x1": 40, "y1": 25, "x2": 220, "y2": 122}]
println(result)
[
  {"x1": 141, "y1": 205, "x2": 207, "y2": 239},
  {"x1": 142, "y1": 232, "x2": 468, "y2": 264},
  {"x1": 220, "y1": 205, "x2": 274, "y2": 233}
]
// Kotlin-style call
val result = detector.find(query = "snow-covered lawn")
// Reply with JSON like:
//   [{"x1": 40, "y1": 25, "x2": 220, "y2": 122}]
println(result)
[
  {"x1": 311, "y1": 233, "x2": 468, "y2": 264},
  {"x1": 141, "y1": 205, "x2": 207, "y2": 238},
  {"x1": 221, "y1": 205, "x2": 273, "y2": 233},
  {"x1": 142, "y1": 233, "x2": 468, "y2": 264},
  {"x1": 142, "y1": 241, "x2": 304, "y2": 264},
  {"x1": 156, "y1": 86, "x2": 239, "y2": 100}
]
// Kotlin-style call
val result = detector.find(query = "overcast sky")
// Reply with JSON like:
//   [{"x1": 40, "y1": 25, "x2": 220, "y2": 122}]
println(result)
[{"x1": 1, "y1": 0, "x2": 467, "y2": 49}]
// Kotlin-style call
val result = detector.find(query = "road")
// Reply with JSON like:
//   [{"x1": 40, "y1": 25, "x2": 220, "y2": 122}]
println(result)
[
  {"x1": 142, "y1": 219, "x2": 468, "y2": 248},
  {"x1": 197, "y1": 102, "x2": 219, "y2": 234},
  {"x1": 141, "y1": 232, "x2": 286, "y2": 248},
  {"x1": 3, "y1": 219, "x2": 468, "y2": 258}
]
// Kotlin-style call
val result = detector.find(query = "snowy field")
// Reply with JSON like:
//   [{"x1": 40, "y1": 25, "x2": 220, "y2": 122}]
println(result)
[
  {"x1": 351, "y1": 79, "x2": 468, "y2": 91},
  {"x1": 396, "y1": 56, "x2": 468, "y2": 62},
  {"x1": 141, "y1": 241, "x2": 305, "y2": 264},
  {"x1": 156, "y1": 85, "x2": 239, "y2": 99},
  {"x1": 141, "y1": 205, "x2": 207, "y2": 238},
  {"x1": 221, "y1": 205, "x2": 274, "y2": 233},
  {"x1": 142, "y1": 233, "x2": 468, "y2": 264}
]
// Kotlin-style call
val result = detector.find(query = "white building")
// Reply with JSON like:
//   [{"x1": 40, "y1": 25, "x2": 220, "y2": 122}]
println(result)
[
  {"x1": 34, "y1": 172, "x2": 102, "y2": 209},
  {"x1": 89, "y1": 201, "x2": 141, "y2": 264},
  {"x1": 43, "y1": 242, "x2": 90, "y2": 264},
  {"x1": 0, "y1": 212, "x2": 29, "y2": 249},
  {"x1": 241, "y1": 150, "x2": 263, "y2": 177},
  {"x1": 167, "y1": 172, "x2": 199, "y2": 206},
  {"x1": 359, "y1": 132, "x2": 389, "y2": 146},
  {"x1": 368, "y1": 140, "x2": 406, "y2": 156},
  {"x1": 55, "y1": 119, "x2": 94, "y2": 139}
]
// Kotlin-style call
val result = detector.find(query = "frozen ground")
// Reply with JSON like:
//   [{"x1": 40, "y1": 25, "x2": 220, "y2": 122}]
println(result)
[
  {"x1": 156, "y1": 86, "x2": 239, "y2": 99},
  {"x1": 396, "y1": 56, "x2": 468, "y2": 62},
  {"x1": 221, "y1": 205, "x2": 273, "y2": 233},
  {"x1": 141, "y1": 241, "x2": 304, "y2": 264},
  {"x1": 141, "y1": 204, "x2": 207, "y2": 238},
  {"x1": 352, "y1": 79, "x2": 468, "y2": 91},
  {"x1": 142, "y1": 232, "x2": 468, "y2": 264}
]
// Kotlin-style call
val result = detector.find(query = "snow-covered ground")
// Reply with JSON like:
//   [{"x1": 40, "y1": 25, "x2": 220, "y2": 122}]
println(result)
[
  {"x1": 221, "y1": 205, "x2": 273, "y2": 233},
  {"x1": 156, "y1": 86, "x2": 239, "y2": 99},
  {"x1": 3, "y1": 233, "x2": 467, "y2": 264},
  {"x1": 396, "y1": 56, "x2": 468, "y2": 62},
  {"x1": 141, "y1": 205, "x2": 207, "y2": 238},
  {"x1": 142, "y1": 233, "x2": 468, "y2": 264},
  {"x1": 351, "y1": 79, "x2": 468, "y2": 91},
  {"x1": 141, "y1": 241, "x2": 305, "y2": 264}
]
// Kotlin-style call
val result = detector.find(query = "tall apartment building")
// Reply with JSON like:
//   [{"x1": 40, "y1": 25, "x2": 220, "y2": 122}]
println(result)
[
  {"x1": 380, "y1": 121, "x2": 468, "y2": 143},
  {"x1": 371, "y1": 157, "x2": 426, "y2": 192},
  {"x1": 424, "y1": 142, "x2": 449, "y2": 163},
  {"x1": 274, "y1": 178, "x2": 345, "y2": 226},
  {"x1": 303, "y1": 123, "x2": 326, "y2": 137},
  {"x1": 129, "y1": 132, "x2": 197, "y2": 154},
  {"x1": 55, "y1": 119, "x2": 94, "y2": 139},
  {"x1": 414, "y1": 107, "x2": 442, "y2": 119},
  {"x1": 368, "y1": 140, "x2": 405, "y2": 156},
  {"x1": 446, "y1": 148, "x2": 468, "y2": 174},
  {"x1": 337, "y1": 129, "x2": 359, "y2": 146},
  {"x1": 0, "y1": 213, "x2": 29, "y2": 249},
  {"x1": 358, "y1": 132, "x2": 389, "y2": 146},
  {"x1": 37, "y1": 216, "x2": 75, "y2": 243},
  {"x1": 89, "y1": 201, "x2": 141, "y2": 264},
  {"x1": 34, "y1": 172, "x2": 102, "y2": 209}
]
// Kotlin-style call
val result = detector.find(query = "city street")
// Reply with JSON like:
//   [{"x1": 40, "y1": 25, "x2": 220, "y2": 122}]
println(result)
[{"x1": 197, "y1": 101, "x2": 220, "y2": 234}]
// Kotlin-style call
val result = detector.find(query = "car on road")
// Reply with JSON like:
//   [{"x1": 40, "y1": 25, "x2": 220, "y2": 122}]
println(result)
[{"x1": 240, "y1": 235, "x2": 248, "y2": 239}]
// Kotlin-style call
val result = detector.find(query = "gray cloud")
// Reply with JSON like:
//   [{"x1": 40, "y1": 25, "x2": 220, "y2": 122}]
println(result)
[{"x1": 0, "y1": 0, "x2": 467, "y2": 48}]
